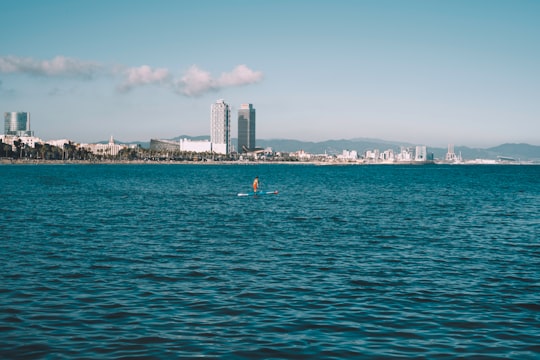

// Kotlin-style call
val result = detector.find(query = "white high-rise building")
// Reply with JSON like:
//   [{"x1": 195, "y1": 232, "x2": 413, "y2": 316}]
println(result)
[
  {"x1": 210, "y1": 99, "x2": 231, "y2": 155},
  {"x1": 415, "y1": 145, "x2": 427, "y2": 161}
]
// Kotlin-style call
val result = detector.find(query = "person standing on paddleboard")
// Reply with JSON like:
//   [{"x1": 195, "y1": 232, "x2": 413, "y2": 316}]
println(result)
[{"x1": 253, "y1": 176, "x2": 259, "y2": 193}]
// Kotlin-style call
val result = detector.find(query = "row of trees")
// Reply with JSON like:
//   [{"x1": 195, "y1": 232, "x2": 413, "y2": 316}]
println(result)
[
  {"x1": 0, "y1": 140, "x2": 238, "y2": 162},
  {"x1": 0, "y1": 140, "x2": 93, "y2": 160},
  {"x1": 1, "y1": 140, "x2": 304, "y2": 162}
]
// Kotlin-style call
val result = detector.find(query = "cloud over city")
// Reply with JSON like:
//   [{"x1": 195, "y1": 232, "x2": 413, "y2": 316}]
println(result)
[{"x1": 0, "y1": 55, "x2": 263, "y2": 96}]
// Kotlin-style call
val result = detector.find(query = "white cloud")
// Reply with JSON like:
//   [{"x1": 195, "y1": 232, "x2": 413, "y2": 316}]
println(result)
[
  {"x1": 216, "y1": 64, "x2": 263, "y2": 88},
  {"x1": 177, "y1": 65, "x2": 214, "y2": 96},
  {"x1": 0, "y1": 55, "x2": 103, "y2": 78},
  {"x1": 176, "y1": 64, "x2": 263, "y2": 96},
  {"x1": 1, "y1": 55, "x2": 263, "y2": 96},
  {"x1": 118, "y1": 65, "x2": 171, "y2": 92}
]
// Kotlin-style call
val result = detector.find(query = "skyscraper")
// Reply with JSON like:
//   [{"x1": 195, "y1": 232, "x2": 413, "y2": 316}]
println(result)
[
  {"x1": 4, "y1": 112, "x2": 33, "y2": 136},
  {"x1": 237, "y1": 103, "x2": 256, "y2": 152},
  {"x1": 210, "y1": 99, "x2": 231, "y2": 154}
]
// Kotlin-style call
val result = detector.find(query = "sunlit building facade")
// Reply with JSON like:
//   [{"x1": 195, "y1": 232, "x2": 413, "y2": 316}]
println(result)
[{"x1": 210, "y1": 99, "x2": 231, "y2": 154}]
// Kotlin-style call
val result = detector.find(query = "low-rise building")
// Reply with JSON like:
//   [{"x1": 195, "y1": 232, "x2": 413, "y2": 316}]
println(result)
[
  {"x1": 0, "y1": 134, "x2": 43, "y2": 150},
  {"x1": 180, "y1": 138, "x2": 211, "y2": 153}
]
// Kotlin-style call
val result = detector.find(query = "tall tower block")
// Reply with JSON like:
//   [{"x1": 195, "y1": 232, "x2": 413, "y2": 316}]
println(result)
[
  {"x1": 237, "y1": 103, "x2": 256, "y2": 152},
  {"x1": 210, "y1": 99, "x2": 231, "y2": 155}
]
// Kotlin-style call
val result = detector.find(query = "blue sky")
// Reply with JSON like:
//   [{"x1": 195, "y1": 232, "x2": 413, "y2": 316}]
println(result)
[{"x1": 1, "y1": 0, "x2": 539, "y2": 147}]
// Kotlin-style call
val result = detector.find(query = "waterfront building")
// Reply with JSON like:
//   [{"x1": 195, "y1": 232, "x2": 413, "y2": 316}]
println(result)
[
  {"x1": 181, "y1": 138, "x2": 211, "y2": 153},
  {"x1": 337, "y1": 150, "x2": 358, "y2": 161},
  {"x1": 365, "y1": 149, "x2": 381, "y2": 161},
  {"x1": 0, "y1": 134, "x2": 42, "y2": 150},
  {"x1": 210, "y1": 99, "x2": 231, "y2": 155},
  {"x1": 415, "y1": 145, "x2": 427, "y2": 162},
  {"x1": 397, "y1": 147, "x2": 414, "y2": 162},
  {"x1": 150, "y1": 139, "x2": 180, "y2": 152},
  {"x1": 381, "y1": 149, "x2": 395, "y2": 162},
  {"x1": 150, "y1": 138, "x2": 212, "y2": 153},
  {"x1": 291, "y1": 149, "x2": 311, "y2": 161},
  {"x1": 81, "y1": 136, "x2": 126, "y2": 157},
  {"x1": 4, "y1": 112, "x2": 34, "y2": 137},
  {"x1": 445, "y1": 144, "x2": 462, "y2": 162},
  {"x1": 237, "y1": 103, "x2": 256, "y2": 152},
  {"x1": 46, "y1": 139, "x2": 72, "y2": 148}
]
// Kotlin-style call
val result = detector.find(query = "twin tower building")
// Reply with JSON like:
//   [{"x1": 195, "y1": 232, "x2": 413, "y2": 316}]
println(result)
[{"x1": 211, "y1": 99, "x2": 255, "y2": 155}]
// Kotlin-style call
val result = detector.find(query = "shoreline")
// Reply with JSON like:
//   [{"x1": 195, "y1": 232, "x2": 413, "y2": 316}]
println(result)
[{"x1": 1, "y1": 159, "x2": 538, "y2": 166}]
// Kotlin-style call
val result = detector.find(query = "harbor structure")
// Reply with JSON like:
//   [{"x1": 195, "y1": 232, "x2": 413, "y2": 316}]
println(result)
[
  {"x1": 210, "y1": 99, "x2": 231, "y2": 155},
  {"x1": 237, "y1": 103, "x2": 256, "y2": 152},
  {"x1": 4, "y1": 112, "x2": 33, "y2": 137}
]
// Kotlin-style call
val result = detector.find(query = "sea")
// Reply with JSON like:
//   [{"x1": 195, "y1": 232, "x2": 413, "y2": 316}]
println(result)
[{"x1": 1, "y1": 163, "x2": 539, "y2": 359}]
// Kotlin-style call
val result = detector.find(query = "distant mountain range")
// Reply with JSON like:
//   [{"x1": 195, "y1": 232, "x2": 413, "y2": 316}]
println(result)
[
  {"x1": 117, "y1": 136, "x2": 540, "y2": 161},
  {"x1": 256, "y1": 139, "x2": 540, "y2": 161}
]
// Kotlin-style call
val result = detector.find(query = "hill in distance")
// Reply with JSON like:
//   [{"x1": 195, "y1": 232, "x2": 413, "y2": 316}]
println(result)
[
  {"x1": 256, "y1": 138, "x2": 540, "y2": 161},
  {"x1": 117, "y1": 136, "x2": 540, "y2": 161}
]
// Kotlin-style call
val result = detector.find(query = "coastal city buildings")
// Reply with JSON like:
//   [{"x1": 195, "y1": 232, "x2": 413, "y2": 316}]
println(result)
[
  {"x1": 210, "y1": 99, "x2": 231, "y2": 155},
  {"x1": 2, "y1": 105, "x2": 532, "y2": 164},
  {"x1": 237, "y1": 103, "x2": 256, "y2": 152},
  {"x1": 151, "y1": 99, "x2": 236, "y2": 155},
  {"x1": 1, "y1": 111, "x2": 135, "y2": 158},
  {"x1": 363, "y1": 146, "x2": 433, "y2": 163}
]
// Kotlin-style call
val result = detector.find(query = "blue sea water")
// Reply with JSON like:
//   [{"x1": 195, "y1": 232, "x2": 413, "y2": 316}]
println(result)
[{"x1": 0, "y1": 164, "x2": 539, "y2": 359}]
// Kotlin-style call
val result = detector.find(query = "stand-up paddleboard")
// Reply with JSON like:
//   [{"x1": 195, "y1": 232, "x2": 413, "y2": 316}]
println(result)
[{"x1": 237, "y1": 190, "x2": 279, "y2": 197}]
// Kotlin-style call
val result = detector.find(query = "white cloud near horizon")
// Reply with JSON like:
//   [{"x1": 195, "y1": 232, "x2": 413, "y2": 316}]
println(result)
[{"x1": 0, "y1": 55, "x2": 263, "y2": 96}]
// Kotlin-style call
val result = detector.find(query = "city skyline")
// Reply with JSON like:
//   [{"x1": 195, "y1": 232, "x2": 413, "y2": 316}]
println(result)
[{"x1": 1, "y1": 0, "x2": 539, "y2": 148}]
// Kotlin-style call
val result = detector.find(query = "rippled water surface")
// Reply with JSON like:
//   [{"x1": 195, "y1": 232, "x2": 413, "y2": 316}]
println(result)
[{"x1": 1, "y1": 164, "x2": 539, "y2": 359}]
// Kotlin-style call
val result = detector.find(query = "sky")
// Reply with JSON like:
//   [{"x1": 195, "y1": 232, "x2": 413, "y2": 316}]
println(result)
[{"x1": 1, "y1": 0, "x2": 539, "y2": 147}]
